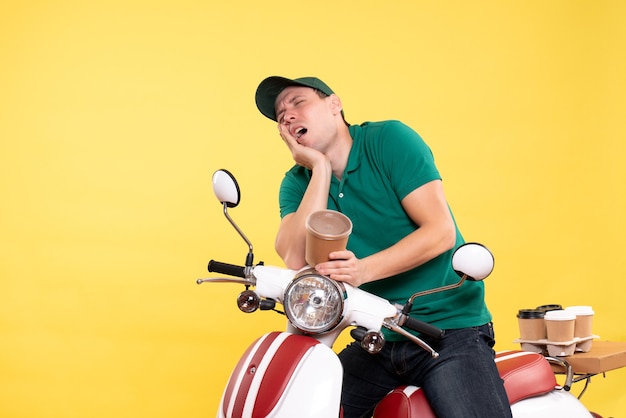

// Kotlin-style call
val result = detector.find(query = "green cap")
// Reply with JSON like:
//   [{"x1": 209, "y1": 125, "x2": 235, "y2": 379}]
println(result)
[{"x1": 255, "y1": 76, "x2": 336, "y2": 121}]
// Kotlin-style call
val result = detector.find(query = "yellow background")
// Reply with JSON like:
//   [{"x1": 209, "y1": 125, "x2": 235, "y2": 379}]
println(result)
[{"x1": 1, "y1": 1, "x2": 625, "y2": 416}]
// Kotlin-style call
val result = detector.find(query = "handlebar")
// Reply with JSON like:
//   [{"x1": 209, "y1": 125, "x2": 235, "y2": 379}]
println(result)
[
  {"x1": 403, "y1": 316, "x2": 445, "y2": 340},
  {"x1": 208, "y1": 260, "x2": 246, "y2": 278},
  {"x1": 205, "y1": 259, "x2": 445, "y2": 340}
]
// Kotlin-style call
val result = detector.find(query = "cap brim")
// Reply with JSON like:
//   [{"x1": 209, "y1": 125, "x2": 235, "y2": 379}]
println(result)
[{"x1": 255, "y1": 76, "x2": 310, "y2": 121}]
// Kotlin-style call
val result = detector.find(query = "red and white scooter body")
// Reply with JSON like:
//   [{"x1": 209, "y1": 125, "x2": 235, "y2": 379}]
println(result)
[
  {"x1": 218, "y1": 335, "x2": 594, "y2": 418},
  {"x1": 511, "y1": 390, "x2": 593, "y2": 417},
  {"x1": 217, "y1": 331, "x2": 342, "y2": 418}
]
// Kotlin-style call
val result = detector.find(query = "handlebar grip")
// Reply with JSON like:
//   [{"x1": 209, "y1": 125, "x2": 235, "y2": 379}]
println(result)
[
  {"x1": 208, "y1": 260, "x2": 246, "y2": 278},
  {"x1": 403, "y1": 316, "x2": 445, "y2": 340}
]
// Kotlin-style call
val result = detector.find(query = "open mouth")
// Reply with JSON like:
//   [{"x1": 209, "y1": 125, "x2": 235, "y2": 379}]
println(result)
[{"x1": 295, "y1": 127, "x2": 308, "y2": 139}]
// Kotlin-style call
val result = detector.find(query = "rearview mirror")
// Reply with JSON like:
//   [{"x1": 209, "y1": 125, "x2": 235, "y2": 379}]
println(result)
[
  {"x1": 212, "y1": 169, "x2": 240, "y2": 208},
  {"x1": 451, "y1": 243, "x2": 494, "y2": 281}
]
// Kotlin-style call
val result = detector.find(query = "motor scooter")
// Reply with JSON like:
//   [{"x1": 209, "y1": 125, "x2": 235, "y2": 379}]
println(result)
[{"x1": 198, "y1": 169, "x2": 600, "y2": 418}]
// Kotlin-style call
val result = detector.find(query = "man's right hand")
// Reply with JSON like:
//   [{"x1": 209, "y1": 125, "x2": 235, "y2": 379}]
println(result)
[{"x1": 277, "y1": 123, "x2": 329, "y2": 171}]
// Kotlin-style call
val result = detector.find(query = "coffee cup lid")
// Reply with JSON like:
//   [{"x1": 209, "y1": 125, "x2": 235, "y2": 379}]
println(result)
[
  {"x1": 536, "y1": 304, "x2": 562, "y2": 312},
  {"x1": 306, "y1": 210, "x2": 352, "y2": 240},
  {"x1": 565, "y1": 305, "x2": 594, "y2": 315},
  {"x1": 544, "y1": 309, "x2": 576, "y2": 321},
  {"x1": 517, "y1": 309, "x2": 544, "y2": 319}
]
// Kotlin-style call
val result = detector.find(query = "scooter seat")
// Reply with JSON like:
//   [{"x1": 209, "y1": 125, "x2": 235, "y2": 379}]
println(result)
[
  {"x1": 495, "y1": 350, "x2": 558, "y2": 404},
  {"x1": 373, "y1": 385, "x2": 437, "y2": 418},
  {"x1": 373, "y1": 350, "x2": 557, "y2": 417}
]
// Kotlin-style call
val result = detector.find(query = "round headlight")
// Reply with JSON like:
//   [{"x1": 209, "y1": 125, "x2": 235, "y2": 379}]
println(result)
[{"x1": 284, "y1": 269, "x2": 346, "y2": 334}]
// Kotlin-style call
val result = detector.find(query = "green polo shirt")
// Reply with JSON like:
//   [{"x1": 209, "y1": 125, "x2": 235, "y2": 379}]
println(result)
[{"x1": 279, "y1": 120, "x2": 491, "y2": 339}]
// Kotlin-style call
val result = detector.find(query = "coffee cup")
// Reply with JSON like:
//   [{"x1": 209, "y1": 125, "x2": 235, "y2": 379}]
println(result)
[
  {"x1": 305, "y1": 210, "x2": 352, "y2": 267},
  {"x1": 565, "y1": 306, "x2": 594, "y2": 338},
  {"x1": 517, "y1": 309, "x2": 546, "y2": 341},
  {"x1": 544, "y1": 310, "x2": 576, "y2": 342}
]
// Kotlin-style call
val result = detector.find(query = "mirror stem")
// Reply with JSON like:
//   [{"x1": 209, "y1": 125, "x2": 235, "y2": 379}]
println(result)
[
  {"x1": 407, "y1": 275, "x2": 467, "y2": 305},
  {"x1": 223, "y1": 203, "x2": 254, "y2": 267}
]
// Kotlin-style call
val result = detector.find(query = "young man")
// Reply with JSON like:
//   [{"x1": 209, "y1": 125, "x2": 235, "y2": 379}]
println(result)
[{"x1": 255, "y1": 76, "x2": 512, "y2": 418}]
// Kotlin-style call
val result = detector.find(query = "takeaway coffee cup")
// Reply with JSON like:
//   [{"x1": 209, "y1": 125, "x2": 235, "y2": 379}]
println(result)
[
  {"x1": 305, "y1": 210, "x2": 352, "y2": 267},
  {"x1": 565, "y1": 306, "x2": 594, "y2": 338},
  {"x1": 517, "y1": 309, "x2": 546, "y2": 340},
  {"x1": 544, "y1": 309, "x2": 576, "y2": 342}
]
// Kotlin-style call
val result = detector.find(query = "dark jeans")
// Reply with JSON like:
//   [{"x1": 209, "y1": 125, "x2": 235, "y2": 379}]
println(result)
[{"x1": 338, "y1": 323, "x2": 513, "y2": 418}]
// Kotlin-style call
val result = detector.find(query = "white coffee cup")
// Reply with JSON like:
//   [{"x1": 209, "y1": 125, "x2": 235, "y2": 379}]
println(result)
[
  {"x1": 565, "y1": 306, "x2": 594, "y2": 338},
  {"x1": 544, "y1": 309, "x2": 576, "y2": 342}
]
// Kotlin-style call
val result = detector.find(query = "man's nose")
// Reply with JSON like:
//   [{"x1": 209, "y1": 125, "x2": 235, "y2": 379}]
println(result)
[{"x1": 281, "y1": 110, "x2": 296, "y2": 124}]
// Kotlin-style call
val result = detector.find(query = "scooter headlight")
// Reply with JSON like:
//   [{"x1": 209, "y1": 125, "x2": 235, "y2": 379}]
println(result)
[{"x1": 284, "y1": 269, "x2": 346, "y2": 334}]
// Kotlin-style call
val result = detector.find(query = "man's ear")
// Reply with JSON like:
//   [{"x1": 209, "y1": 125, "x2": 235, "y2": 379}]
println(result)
[{"x1": 329, "y1": 94, "x2": 343, "y2": 116}]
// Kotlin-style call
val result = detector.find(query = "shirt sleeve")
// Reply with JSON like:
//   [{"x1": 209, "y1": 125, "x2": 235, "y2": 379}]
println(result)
[{"x1": 379, "y1": 121, "x2": 441, "y2": 201}]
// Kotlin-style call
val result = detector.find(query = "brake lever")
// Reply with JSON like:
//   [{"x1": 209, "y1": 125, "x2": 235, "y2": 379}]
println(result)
[
  {"x1": 383, "y1": 319, "x2": 440, "y2": 358},
  {"x1": 196, "y1": 277, "x2": 255, "y2": 286}
]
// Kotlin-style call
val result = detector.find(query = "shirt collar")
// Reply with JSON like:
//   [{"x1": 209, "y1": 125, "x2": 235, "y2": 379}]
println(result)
[{"x1": 345, "y1": 124, "x2": 362, "y2": 174}]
